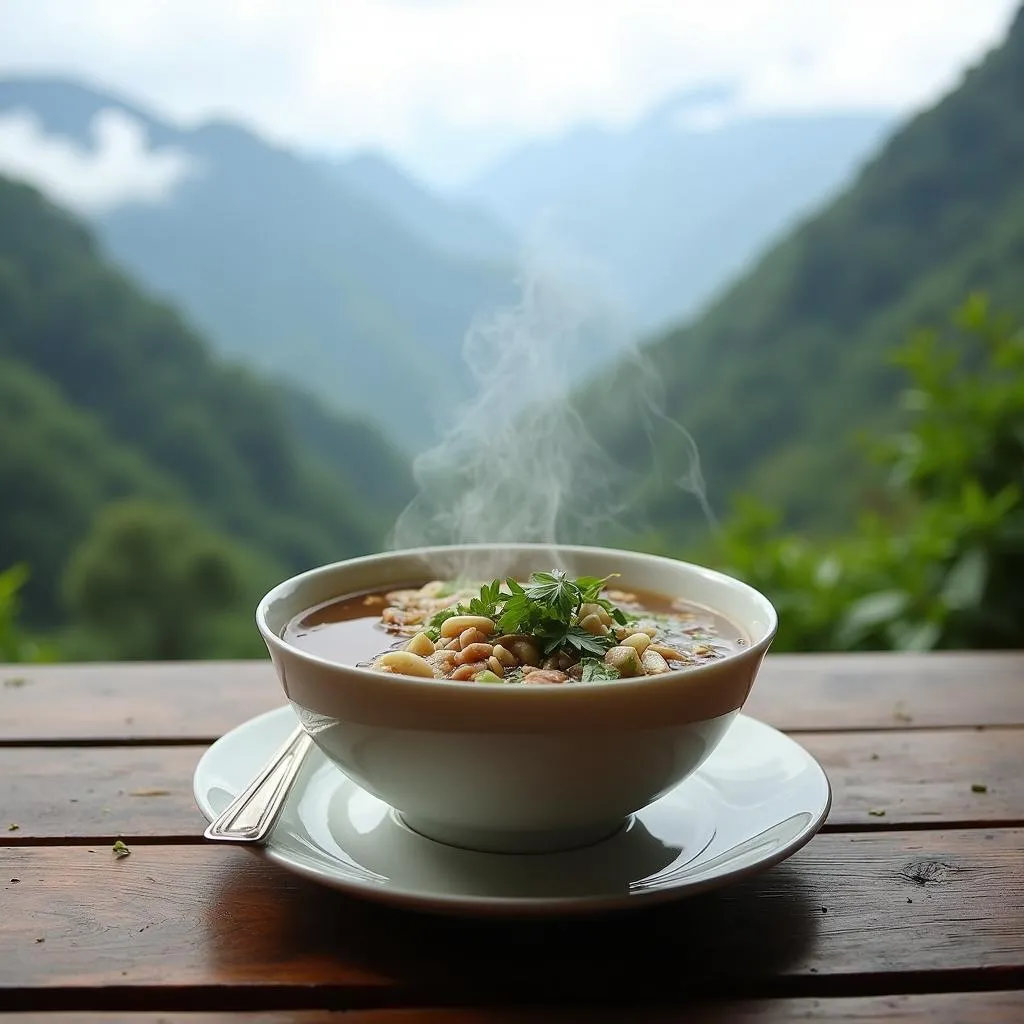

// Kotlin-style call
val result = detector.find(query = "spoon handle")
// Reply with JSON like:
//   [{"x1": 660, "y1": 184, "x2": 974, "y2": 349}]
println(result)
[{"x1": 204, "y1": 725, "x2": 313, "y2": 843}]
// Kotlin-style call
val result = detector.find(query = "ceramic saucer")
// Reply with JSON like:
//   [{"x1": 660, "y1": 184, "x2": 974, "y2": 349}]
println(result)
[{"x1": 194, "y1": 707, "x2": 831, "y2": 917}]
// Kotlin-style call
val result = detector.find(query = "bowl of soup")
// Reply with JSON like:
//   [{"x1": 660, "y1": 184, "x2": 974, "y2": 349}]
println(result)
[{"x1": 257, "y1": 543, "x2": 777, "y2": 853}]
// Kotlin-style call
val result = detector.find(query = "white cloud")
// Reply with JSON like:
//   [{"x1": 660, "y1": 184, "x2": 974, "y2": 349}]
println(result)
[
  {"x1": 0, "y1": 107, "x2": 198, "y2": 214},
  {"x1": 0, "y1": 0, "x2": 1017, "y2": 185}
]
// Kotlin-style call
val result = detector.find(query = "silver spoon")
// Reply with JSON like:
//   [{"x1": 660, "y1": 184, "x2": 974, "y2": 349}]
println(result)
[{"x1": 204, "y1": 725, "x2": 314, "y2": 843}]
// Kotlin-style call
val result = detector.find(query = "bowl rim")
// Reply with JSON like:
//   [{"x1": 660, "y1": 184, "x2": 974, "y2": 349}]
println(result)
[{"x1": 256, "y1": 542, "x2": 778, "y2": 692}]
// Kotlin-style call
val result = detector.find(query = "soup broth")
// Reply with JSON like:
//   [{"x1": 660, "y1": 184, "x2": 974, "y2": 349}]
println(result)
[{"x1": 284, "y1": 572, "x2": 747, "y2": 684}]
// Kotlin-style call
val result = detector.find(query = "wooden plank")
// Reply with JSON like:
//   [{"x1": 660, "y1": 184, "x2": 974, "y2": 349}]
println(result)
[
  {"x1": 5, "y1": 992, "x2": 1024, "y2": 1021},
  {"x1": 803, "y1": 729, "x2": 1024, "y2": 830},
  {"x1": 0, "y1": 662, "x2": 281, "y2": 745},
  {"x1": 2, "y1": 653, "x2": 1023, "y2": 744},
  {"x1": 1, "y1": 831, "x2": 1022, "y2": 1010},
  {"x1": 0, "y1": 746, "x2": 205, "y2": 841},
  {"x1": 2, "y1": 729, "x2": 1022, "y2": 842}
]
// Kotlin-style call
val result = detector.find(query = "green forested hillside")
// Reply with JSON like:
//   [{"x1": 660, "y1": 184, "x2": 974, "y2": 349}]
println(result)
[
  {"x1": 604, "y1": 4, "x2": 1024, "y2": 541},
  {"x1": 0, "y1": 175, "x2": 412, "y2": 640},
  {"x1": 0, "y1": 79, "x2": 518, "y2": 450}
]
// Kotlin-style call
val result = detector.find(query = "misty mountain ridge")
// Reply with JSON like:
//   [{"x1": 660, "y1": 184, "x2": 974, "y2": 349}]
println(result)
[
  {"x1": 320, "y1": 151, "x2": 516, "y2": 264},
  {"x1": 465, "y1": 86, "x2": 893, "y2": 331},
  {"x1": 2, "y1": 75, "x2": 893, "y2": 454},
  {"x1": 0, "y1": 77, "x2": 520, "y2": 450}
]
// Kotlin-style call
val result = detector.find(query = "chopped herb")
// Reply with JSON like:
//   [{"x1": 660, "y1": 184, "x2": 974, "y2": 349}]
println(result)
[
  {"x1": 504, "y1": 667, "x2": 526, "y2": 685},
  {"x1": 971, "y1": 783, "x2": 988, "y2": 794},
  {"x1": 463, "y1": 578, "x2": 507, "y2": 618},
  {"x1": 580, "y1": 658, "x2": 621, "y2": 682},
  {"x1": 112, "y1": 840, "x2": 131, "y2": 858},
  {"x1": 602, "y1": 602, "x2": 629, "y2": 626},
  {"x1": 521, "y1": 570, "x2": 579, "y2": 619},
  {"x1": 35, "y1": 937, "x2": 44, "y2": 943},
  {"x1": 3, "y1": 677, "x2": 28, "y2": 688},
  {"x1": 893, "y1": 703, "x2": 913, "y2": 723},
  {"x1": 129, "y1": 789, "x2": 172, "y2": 798},
  {"x1": 867, "y1": 808, "x2": 886, "y2": 817},
  {"x1": 539, "y1": 625, "x2": 615, "y2": 658},
  {"x1": 425, "y1": 571, "x2": 626, "y2": 663},
  {"x1": 424, "y1": 606, "x2": 459, "y2": 640},
  {"x1": 7, "y1": 823, "x2": 18, "y2": 831}
]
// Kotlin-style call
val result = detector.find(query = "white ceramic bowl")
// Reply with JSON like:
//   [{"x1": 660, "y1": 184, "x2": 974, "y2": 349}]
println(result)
[{"x1": 257, "y1": 543, "x2": 777, "y2": 853}]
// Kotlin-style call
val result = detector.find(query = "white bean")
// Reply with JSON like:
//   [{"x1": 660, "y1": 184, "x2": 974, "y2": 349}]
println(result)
[
  {"x1": 492, "y1": 644, "x2": 516, "y2": 667},
  {"x1": 622, "y1": 632, "x2": 652, "y2": 655},
  {"x1": 405, "y1": 632, "x2": 435, "y2": 657},
  {"x1": 604, "y1": 645, "x2": 644, "y2": 677},
  {"x1": 642, "y1": 648, "x2": 670, "y2": 674},
  {"x1": 440, "y1": 615, "x2": 496, "y2": 638},
  {"x1": 375, "y1": 650, "x2": 435, "y2": 678},
  {"x1": 650, "y1": 643, "x2": 687, "y2": 662}
]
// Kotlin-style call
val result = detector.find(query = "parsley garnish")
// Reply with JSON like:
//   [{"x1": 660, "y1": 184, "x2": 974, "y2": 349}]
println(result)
[
  {"x1": 424, "y1": 606, "x2": 459, "y2": 641},
  {"x1": 422, "y1": 570, "x2": 624, "y2": 658},
  {"x1": 580, "y1": 658, "x2": 621, "y2": 682}
]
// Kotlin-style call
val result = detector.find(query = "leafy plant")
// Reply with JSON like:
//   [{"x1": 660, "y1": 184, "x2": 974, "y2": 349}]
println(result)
[
  {"x1": 707, "y1": 296, "x2": 1024, "y2": 652},
  {"x1": 0, "y1": 564, "x2": 57, "y2": 663}
]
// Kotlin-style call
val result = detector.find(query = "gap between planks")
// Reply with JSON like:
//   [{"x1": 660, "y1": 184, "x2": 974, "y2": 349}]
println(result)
[
  {"x1": 0, "y1": 722, "x2": 1019, "y2": 749},
  {"x1": 6, "y1": 991, "x2": 1024, "y2": 1023},
  {"x1": 2, "y1": 970, "x2": 1024, "y2": 1015}
]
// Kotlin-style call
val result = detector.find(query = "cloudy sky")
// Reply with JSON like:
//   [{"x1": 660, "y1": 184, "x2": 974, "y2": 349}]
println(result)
[{"x1": 0, "y1": 0, "x2": 1018, "y2": 187}]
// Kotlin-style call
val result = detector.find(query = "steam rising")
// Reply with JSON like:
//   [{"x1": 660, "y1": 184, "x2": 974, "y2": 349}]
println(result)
[{"x1": 388, "y1": 237, "x2": 712, "y2": 574}]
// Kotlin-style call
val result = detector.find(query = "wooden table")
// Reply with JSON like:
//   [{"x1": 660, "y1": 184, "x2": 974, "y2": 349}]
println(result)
[{"x1": 1, "y1": 653, "x2": 1022, "y2": 1022}]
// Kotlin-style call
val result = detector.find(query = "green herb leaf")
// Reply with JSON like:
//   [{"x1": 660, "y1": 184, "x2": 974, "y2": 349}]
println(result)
[
  {"x1": 112, "y1": 839, "x2": 131, "y2": 857},
  {"x1": 561, "y1": 626, "x2": 616, "y2": 657},
  {"x1": 577, "y1": 573, "x2": 619, "y2": 603},
  {"x1": 599, "y1": 599, "x2": 629, "y2": 625},
  {"x1": 425, "y1": 606, "x2": 459, "y2": 641},
  {"x1": 524, "y1": 570, "x2": 578, "y2": 620},
  {"x1": 496, "y1": 592, "x2": 534, "y2": 633},
  {"x1": 580, "y1": 658, "x2": 620, "y2": 682}
]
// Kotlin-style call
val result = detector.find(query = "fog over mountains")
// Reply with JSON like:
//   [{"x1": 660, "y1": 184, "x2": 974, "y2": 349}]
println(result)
[{"x1": 0, "y1": 77, "x2": 890, "y2": 448}]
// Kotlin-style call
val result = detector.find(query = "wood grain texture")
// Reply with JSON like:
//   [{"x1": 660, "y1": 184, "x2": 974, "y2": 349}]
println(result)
[
  {"x1": 2, "y1": 729, "x2": 1022, "y2": 842},
  {"x1": 5, "y1": 991, "x2": 1024, "y2": 1020},
  {"x1": 803, "y1": 729, "x2": 1024, "y2": 829},
  {"x1": 0, "y1": 746, "x2": 206, "y2": 840},
  {"x1": 2, "y1": 653, "x2": 1023, "y2": 744},
  {"x1": 1, "y1": 831, "x2": 1022, "y2": 1010}
]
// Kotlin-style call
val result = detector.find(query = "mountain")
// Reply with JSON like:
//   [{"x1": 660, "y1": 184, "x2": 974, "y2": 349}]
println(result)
[
  {"x1": 0, "y1": 173, "x2": 413, "y2": 627},
  {"x1": 465, "y1": 85, "x2": 891, "y2": 331},
  {"x1": 324, "y1": 151, "x2": 515, "y2": 263},
  {"x1": 592, "y1": 5, "x2": 1024, "y2": 542},
  {"x1": 0, "y1": 79, "x2": 517, "y2": 449}
]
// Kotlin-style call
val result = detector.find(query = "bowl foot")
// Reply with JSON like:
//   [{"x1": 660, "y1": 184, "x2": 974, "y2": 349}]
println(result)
[{"x1": 396, "y1": 812, "x2": 629, "y2": 854}]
